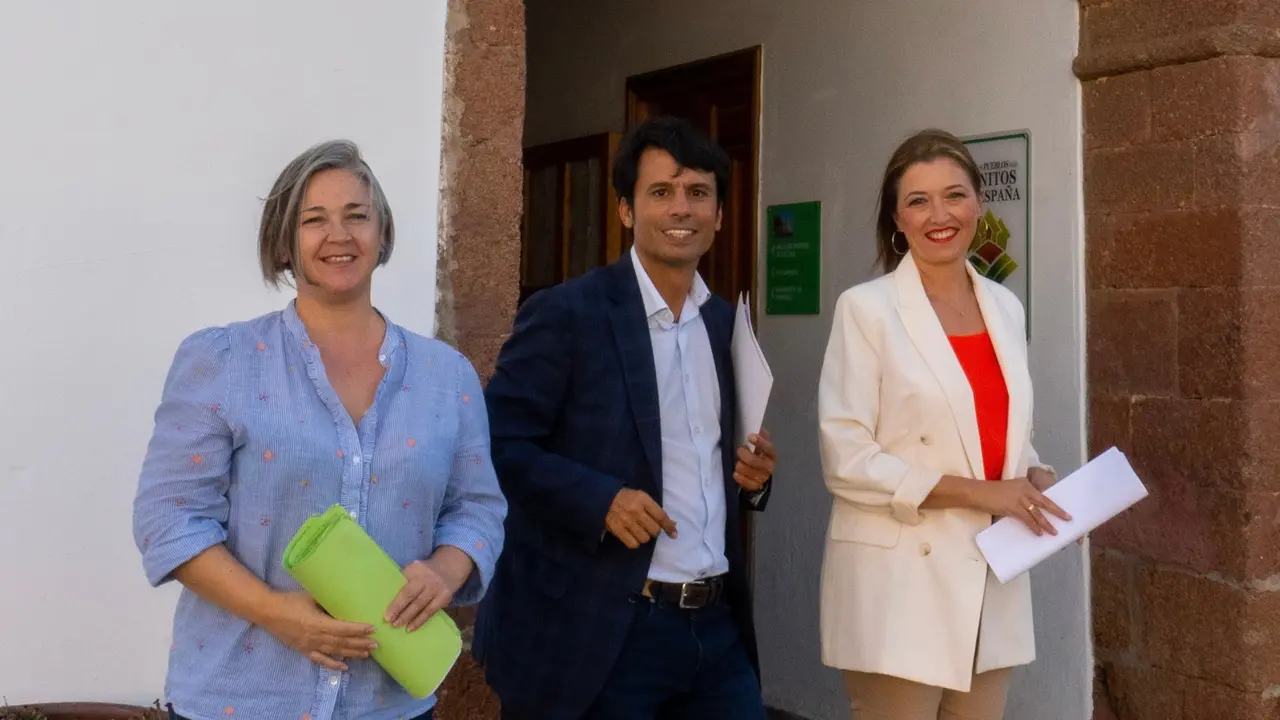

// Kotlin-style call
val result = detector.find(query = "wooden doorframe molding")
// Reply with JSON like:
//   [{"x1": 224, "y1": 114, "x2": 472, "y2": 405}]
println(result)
[
  {"x1": 623, "y1": 45, "x2": 764, "y2": 318},
  {"x1": 625, "y1": 46, "x2": 763, "y2": 120}
]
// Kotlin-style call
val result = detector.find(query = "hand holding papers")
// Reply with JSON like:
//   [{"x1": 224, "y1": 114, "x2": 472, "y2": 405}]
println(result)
[
  {"x1": 731, "y1": 292, "x2": 773, "y2": 449},
  {"x1": 976, "y1": 447, "x2": 1149, "y2": 583}
]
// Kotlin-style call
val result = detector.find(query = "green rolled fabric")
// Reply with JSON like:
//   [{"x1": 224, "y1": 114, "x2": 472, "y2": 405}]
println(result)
[{"x1": 282, "y1": 504, "x2": 462, "y2": 698}]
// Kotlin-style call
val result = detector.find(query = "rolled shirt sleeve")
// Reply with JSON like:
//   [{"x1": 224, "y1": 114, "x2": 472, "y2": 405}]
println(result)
[
  {"x1": 819, "y1": 290, "x2": 944, "y2": 526},
  {"x1": 433, "y1": 354, "x2": 508, "y2": 606},
  {"x1": 133, "y1": 327, "x2": 234, "y2": 587}
]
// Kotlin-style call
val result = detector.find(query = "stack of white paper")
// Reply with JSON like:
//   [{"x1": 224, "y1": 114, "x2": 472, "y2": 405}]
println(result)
[
  {"x1": 731, "y1": 292, "x2": 773, "y2": 449},
  {"x1": 976, "y1": 447, "x2": 1149, "y2": 583}
]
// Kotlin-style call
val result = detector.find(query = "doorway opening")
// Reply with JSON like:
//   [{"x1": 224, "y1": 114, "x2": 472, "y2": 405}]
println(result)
[
  {"x1": 519, "y1": 45, "x2": 764, "y2": 574},
  {"x1": 520, "y1": 47, "x2": 761, "y2": 312},
  {"x1": 625, "y1": 47, "x2": 761, "y2": 312}
]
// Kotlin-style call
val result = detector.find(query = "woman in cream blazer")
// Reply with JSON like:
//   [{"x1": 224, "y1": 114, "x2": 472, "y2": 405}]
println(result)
[{"x1": 817, "y1": 129, "x2": 1067, "y2": 720}]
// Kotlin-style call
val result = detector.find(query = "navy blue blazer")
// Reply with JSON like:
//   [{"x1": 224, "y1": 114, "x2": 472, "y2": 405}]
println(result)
[{"x1": 474, "y1": 257, "x2": 770, "y2": 719}]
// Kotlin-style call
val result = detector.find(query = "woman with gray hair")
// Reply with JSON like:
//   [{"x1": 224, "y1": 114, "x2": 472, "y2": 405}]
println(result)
[{"x1": 133, "y1": 140, "x2": 507, "y2": 720}]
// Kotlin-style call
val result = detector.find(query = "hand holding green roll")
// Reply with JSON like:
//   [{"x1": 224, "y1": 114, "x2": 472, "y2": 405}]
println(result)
[{"x1": 282, "y1": 505, "x2": 462, "y2": 698}]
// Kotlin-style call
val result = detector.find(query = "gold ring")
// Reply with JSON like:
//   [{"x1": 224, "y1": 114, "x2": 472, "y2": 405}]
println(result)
[{"x1": 1027, "y1": 504, "x2": 1037, "y2": 513}]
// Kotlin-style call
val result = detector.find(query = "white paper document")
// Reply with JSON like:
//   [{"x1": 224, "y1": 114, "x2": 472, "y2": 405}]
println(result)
[
  {"x1": 976, "y1": 447, "x2": 1149, "y2": 583},
  {"x1": 731, "y1": 292, "x2": 773, "y2": 449}
]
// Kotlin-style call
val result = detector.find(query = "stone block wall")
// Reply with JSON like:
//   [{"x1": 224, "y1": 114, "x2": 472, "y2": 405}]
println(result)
[{"x1": 1080, "y1": 1, "x2": 1280, "y2": 717}]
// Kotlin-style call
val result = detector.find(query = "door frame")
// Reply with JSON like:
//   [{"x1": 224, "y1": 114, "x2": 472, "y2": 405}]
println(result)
[{"x1": 623, "y1": 47, "x2": 763, "y2": 323}]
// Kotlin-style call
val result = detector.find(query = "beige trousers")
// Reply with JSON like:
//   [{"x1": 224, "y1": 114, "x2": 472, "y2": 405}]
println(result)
[{"x1": 843, "y1": 668, "x2": 1013, "y2": 720}]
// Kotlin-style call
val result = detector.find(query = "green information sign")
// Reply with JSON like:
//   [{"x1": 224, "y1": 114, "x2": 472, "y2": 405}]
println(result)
[{"x1": 765, "y1": 201, "x2": 821, "y2": 315}]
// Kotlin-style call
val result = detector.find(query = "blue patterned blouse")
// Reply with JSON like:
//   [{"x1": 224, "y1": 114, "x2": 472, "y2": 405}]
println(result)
[{"x1": 133, "y1": 302, "x2": 507, "y2": 720}]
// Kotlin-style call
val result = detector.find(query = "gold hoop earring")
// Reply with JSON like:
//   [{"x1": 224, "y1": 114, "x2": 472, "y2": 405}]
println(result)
[{"x1": 891, "y1": 232, "x2": 908, "y2": 255}]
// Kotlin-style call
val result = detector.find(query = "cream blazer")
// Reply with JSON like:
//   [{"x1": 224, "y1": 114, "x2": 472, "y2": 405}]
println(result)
[{"x1": 817, "y1": 252, "x2": 1042, "y2": 692}]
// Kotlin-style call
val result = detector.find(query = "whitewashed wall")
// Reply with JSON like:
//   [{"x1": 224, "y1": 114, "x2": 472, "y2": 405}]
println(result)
[
  {"x1": 525, "y1": 1, "x2": 1088, "y2": 718},
  {"x1": 0, "y1": 1, "x2": 447, "y2": 703}
]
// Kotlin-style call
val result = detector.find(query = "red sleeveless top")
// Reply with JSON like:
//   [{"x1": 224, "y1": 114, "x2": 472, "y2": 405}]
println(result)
[{"x1": 948, "y1": 332, "x2": 1008, "y2": 481}]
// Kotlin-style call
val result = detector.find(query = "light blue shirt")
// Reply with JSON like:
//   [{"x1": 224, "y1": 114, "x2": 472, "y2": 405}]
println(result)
[
  {"x1": 133, "y1": 302, "x2": 507, "y2": 720},
  {"x1": 630, "y1": 249, "x2": 728, "y2": 583}
]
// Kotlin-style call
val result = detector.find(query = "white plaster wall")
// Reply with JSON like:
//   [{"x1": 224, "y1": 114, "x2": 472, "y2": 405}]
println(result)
[
  {"x1": 0, "y1": 1, "x2": 447, "y2": 704},
  {"x1": 526, "y1": 2, "x2": 1088, "y2": 718}
]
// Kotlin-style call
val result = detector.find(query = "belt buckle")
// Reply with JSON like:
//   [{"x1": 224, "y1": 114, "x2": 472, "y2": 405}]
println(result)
[{"x1": 678, "y1": 581, "x2": 707, "y2": 609}]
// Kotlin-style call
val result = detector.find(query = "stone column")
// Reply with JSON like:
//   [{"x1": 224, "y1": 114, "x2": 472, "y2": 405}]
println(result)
[
  {"x1": 434, "y1": 0, "x2": 525, "y2": 717},
  {"x1": 1079, "y1": 1, "x2": 1280, "y2": 718}
]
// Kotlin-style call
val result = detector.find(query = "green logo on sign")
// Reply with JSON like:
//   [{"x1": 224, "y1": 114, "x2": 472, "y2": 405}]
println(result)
[{"x1": 968, "y1": 210, "x2": 1018, "y2": 284}]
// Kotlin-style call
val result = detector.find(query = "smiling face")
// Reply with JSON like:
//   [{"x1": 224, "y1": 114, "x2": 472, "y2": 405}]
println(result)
[
  {"x1": 619, "y1": 147, "x2": 722, "y2": 270},
  {"x1": 293, "y1": 168, "x2": 381, "y2": 302},
  {"x1": 893, "y1": 158, "x2": 981, "y2": 270}
]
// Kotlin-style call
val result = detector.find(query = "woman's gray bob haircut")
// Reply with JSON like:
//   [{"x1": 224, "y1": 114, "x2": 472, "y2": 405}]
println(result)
[{"x1": 258, "y1": 139, "x2": 395, "y2": 288}]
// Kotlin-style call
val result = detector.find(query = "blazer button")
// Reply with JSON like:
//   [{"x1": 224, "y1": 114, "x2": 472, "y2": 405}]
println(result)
[
  {"x1": 921, "y1": 435, "x2": 933, "y2": 445},
  {"x1": 920, "y1": 542, "x2": 932, "y2": 557}
]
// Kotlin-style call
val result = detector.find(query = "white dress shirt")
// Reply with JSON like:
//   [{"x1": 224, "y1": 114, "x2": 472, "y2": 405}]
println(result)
[{"x1": 630, "y1": 249, "x2": 728, "y2": 583}]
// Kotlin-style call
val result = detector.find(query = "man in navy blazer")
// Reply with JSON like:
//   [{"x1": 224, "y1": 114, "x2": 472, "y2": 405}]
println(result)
[{"x1": 474, "y1": 115, "x2": 776, "y2": 720}]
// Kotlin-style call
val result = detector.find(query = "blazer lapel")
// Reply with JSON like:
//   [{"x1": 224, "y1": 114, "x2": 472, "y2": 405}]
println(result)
[
  {"x1": 701, "y1": 299, "x2": 736, "y2": 489},
  {"x1": 894, "y1": 254, "x2": 986, "y2": 481},
  {"x1": 606, "y1": 259, "x2": 664, "y2": 494},
  {"x1": 969, "y1": 263, "x2": 1032, "y2": 480}
]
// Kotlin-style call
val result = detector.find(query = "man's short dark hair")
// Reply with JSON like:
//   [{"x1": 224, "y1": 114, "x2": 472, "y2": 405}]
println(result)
[{"x1": 611, "y1": 115, "x2": 731, "y2": 207}]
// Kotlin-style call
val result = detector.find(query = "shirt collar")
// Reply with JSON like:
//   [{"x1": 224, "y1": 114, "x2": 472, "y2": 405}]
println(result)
[
  {"x1": 629, "y1": 247, "x2": 712, "y2": 320},
  {"x1": 282, "y1": 299, "x2": 404, "y2": 369}
]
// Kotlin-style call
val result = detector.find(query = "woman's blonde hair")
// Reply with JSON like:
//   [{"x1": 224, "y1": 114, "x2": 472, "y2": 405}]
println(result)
[{"x1": 874, "y1": 129, "x2": 982, "y2": 274}]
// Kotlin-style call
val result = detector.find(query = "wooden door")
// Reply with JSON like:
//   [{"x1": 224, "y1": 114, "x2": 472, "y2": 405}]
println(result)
[
  {"x1": 520, "y1": 133, "x2": 623, "y2": 306},
  {"x1": 625, "y1": 47, "x2": 761, "y2": 318},
  {"x1": 625, "y1": 47, "x2": 764, "y2": 581}
]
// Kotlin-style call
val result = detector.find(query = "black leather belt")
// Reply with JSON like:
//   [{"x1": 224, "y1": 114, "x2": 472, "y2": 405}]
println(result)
[{"x1": 641, "y1": 575, "x2": 726, "y2": 609}]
